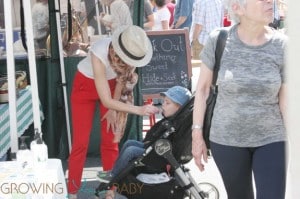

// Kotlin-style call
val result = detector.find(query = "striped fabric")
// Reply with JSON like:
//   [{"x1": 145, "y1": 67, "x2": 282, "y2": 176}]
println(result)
[{"x1": 0, "y1": 86, "x2": 44, "y2": 157}]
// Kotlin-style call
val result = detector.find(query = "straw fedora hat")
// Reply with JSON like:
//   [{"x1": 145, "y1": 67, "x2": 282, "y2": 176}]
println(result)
[{"x1": 112, "y1": 25, "x2": 153, "y2": 67}]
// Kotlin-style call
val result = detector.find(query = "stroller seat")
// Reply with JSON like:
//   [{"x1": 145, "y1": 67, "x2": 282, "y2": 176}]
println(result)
[{"x1": 95, "y1": 96, "x2": 219, "y2": 199}]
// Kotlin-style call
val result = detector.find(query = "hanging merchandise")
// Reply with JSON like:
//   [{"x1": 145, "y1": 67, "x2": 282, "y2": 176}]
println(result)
[{"x1": 0, "y1": 71, "x2": 27, "y2": 103}]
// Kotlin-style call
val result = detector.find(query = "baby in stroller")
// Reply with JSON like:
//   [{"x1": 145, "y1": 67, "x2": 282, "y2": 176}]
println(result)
[
  {"x1": 97, "y1": 86, "x2": 192, "y2": 182},
  {"x1": 96, "y1": 86, "x2": 218, "y2": 199}
]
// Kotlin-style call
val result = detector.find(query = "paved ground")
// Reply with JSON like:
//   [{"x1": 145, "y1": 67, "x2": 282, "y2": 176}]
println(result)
[{"x1": 62, "y1": 156, "x2": 227, "y2": 199}]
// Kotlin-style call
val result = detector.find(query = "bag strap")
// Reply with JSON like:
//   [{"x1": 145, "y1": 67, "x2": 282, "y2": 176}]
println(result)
[
  {"x1": 212, "y1": 29, "x2": 228, "y2": 86},
  {"x1": 67, "y1": 0, "x2": 73, "y2": 42},
  {"x1": 20, "y1": 0, "x2": 27, "y2": 51}
]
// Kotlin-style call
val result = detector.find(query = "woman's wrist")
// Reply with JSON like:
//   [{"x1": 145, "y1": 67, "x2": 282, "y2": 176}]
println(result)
[
  {"x1": 135, "y1": 105, "x2": 143, "y2": 116},
  {"x1": 192, "y1": 124, "x2": 203, "y2": 130}
]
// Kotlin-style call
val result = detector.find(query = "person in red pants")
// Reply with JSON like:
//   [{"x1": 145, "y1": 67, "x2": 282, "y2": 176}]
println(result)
[{"x1": 67, "y1": 25, "x2": 159, "y2": 198}]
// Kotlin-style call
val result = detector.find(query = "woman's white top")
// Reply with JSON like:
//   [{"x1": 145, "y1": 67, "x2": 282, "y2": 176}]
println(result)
[
  {"x1": 77, "y1": 38, "x2": 117, "y2": 80},
  {"x1": 152, "y1": 6, "x2": 170, "y2": 31}
]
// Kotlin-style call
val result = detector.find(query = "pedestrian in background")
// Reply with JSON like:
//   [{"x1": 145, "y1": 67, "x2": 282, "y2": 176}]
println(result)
[
  {"x1": 190, "y1": 0, "x2": 223, "y2": 60},
  {"x1": 151, "y1": 0, "x2": 171, "y2": 30},
  {"x1": 32, "y1": 0, "x2": 49, "y2": 50},
  {"x1": 165, "y1": 0, "x2": 175, "y2": 28},
  {"x1": 124, "y1": 0, "x2": 154, "y2": 30},
  {"x1": 192, "y1": 0, "x2": 287, "y2": 198},
  {"x1": 98, "y1": 0, "x2": 132, "y2": 33},
  {"x1": 172, "y1": 0, "x2": 194, "y2": 29}
]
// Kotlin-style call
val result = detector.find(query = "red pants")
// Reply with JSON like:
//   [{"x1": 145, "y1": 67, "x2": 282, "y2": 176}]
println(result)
[{"x1": 68, "y1": 71, "x2": 119, "y2": 194}]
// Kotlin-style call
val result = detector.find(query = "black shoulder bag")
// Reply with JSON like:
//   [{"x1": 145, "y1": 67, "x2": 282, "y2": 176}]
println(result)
[{"x1": 203, "y1": 29, "x2": 228, "y2": 149}]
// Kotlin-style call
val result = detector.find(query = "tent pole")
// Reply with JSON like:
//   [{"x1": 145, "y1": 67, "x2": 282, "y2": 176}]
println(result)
[
  {"x1": 54, "y1": 0, "x2": 72, "y2": 154},
  {"x1": 23, "y1": 0, "x2": 42, "y2": 133},
  {"x1": 4, "y1": 0, "x2": 18, "y2": 156},
  {"x1": 95, "y1": 0, "x2": 102, "y2": 35}
]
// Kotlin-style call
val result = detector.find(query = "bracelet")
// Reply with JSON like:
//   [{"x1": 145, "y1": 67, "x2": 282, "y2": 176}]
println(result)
[{"x1": 191, "y1": 124, "x2": 203, "y2": 130}]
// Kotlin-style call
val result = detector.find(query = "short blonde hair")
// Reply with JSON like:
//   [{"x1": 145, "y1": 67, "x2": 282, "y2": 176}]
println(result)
[{"x1": 224, "y1": 0, "x2": 247, "y2": 24}]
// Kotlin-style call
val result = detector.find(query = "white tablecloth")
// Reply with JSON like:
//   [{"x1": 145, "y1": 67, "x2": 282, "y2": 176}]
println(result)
[{"x1": 0, "y1": 159, "x2": 67, "y2": 199}]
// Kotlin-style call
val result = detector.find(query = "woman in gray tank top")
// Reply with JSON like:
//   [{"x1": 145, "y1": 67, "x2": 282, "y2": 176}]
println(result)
[{"x1": 192, "y1": 0, "x2": 287, "y2": 198}]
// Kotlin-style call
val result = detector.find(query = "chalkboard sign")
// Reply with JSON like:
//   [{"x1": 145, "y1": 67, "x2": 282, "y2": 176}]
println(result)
[{"x1": 140, "y1": 29, "x2": 192, "y2": 98}]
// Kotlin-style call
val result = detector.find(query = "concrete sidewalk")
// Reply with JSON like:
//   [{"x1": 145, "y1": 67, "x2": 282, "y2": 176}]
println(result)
[{"x1": 63, "y1": 156, "x2": 227, "y2": 199}]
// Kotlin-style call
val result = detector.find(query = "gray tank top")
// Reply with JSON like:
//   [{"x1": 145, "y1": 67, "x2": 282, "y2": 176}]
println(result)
[{"x1": 201, "y1": 25, "x2": 287, "y2": 147}]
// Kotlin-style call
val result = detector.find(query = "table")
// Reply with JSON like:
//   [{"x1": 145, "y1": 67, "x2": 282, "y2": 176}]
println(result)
[
  {"x1": 0, "y1": 86, "x2": 44, "y2": 158},
  {"x1": 0, "y1": 158, "x2": 67, "y2": 198}
]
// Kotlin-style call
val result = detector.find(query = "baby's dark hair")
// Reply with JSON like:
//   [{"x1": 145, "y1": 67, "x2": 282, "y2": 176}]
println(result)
[{"x1": 155, "y1": 0, "x2": 166, "y2": 7}]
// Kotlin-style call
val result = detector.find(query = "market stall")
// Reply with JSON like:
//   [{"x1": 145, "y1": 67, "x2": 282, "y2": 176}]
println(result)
[{"x1": 0, "y1": 0, "x2": 146, "y2": 160}]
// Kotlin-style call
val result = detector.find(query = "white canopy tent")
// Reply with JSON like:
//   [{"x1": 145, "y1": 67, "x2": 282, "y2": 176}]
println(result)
[
  {"x1": 2, "y1": 0, "x2": 147, "y2": 157},
  {"x1": 4, "y1": 0, "x2": 18, "y2": 154},
  {"x1": 4, "y1": 0, "x2": 43, "y2": 155},
  {"x1": 3, "y1": 0, "x2": 73, "y2": 155},
  {"x1": 54, "y1": 0, "x2": 72, "y2": 153}
]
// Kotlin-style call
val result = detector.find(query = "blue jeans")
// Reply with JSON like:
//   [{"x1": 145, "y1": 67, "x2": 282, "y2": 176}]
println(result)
[
  {"x1": 210, "y1": 141, "x2": 286, "y2": 199},
  {"x1": 111, "y1": 140, "x2": 144, "y2": 176}
]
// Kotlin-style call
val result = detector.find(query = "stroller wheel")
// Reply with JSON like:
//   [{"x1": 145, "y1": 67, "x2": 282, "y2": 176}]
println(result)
[
  {"x1": 95, "y1": 182, "x2": 111, "y2": 198},
  {"x1": 196, "y1": 182, "x2": 219, "y2": 199}
]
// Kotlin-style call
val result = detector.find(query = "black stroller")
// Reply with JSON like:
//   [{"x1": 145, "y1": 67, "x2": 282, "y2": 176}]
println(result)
[{"x1": 95, "y1": 96, "x2": 219, "y2": 199}]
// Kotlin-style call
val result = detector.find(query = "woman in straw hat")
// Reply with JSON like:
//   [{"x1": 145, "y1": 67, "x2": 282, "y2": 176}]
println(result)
[{"x1": 67, "y1": 25, "x2": 158, "y2": 198}]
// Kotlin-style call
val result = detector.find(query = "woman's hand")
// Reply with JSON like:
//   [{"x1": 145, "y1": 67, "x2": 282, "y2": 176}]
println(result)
[
  {"x1": 139, "y1": 104, "x2": 160, "y2": 116},
  {"x1": 192, "y1": 129, "x2": 208, "y2": 171},
  {"x1": 101, "y1": 109, "x2": 117, "y2": 133}
]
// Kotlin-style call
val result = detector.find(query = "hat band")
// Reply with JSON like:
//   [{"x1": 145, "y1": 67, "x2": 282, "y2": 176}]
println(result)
[{"x1": 118, "y1": 33, "x2": 146, "y2": 61}]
